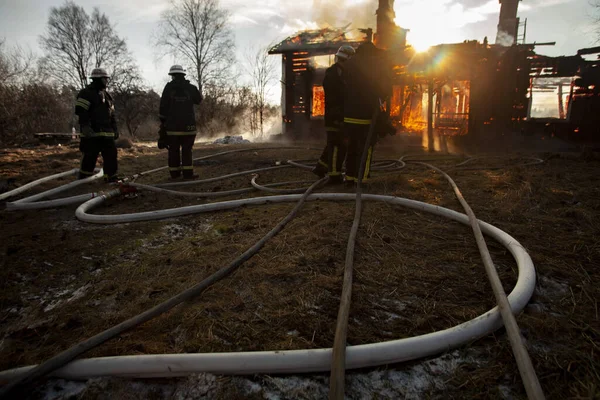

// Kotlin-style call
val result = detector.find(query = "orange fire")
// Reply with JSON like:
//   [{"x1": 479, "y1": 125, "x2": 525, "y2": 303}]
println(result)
[
  {"x1": 312, "y1": 86, "x2": 325, "y2": 117},
  {"x1": 389, "y1": 85, "x2": 427, "y2": 132},
  {"x1": 389, "y1": 81, "x2": 471, "y2": 135},
  {"x1": 390, "y1": 86, "x2": 401, "y2": 117}
]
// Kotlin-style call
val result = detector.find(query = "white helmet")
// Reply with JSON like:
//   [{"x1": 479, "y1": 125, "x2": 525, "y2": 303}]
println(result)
[
  {"x1": 335, "y1": 45, "x2": 355, "y2": 62},
  {"x1": 90, "y1": 68, "x2": 110, "y2": 79},
  {"x1": 168, "y1": 65, "x2": 186, "y2": 75}
]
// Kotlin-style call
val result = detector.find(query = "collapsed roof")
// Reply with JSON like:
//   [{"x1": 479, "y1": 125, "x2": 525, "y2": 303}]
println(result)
[{"x1": 268, "y1": 26, "x2": 370, "y2": 54}]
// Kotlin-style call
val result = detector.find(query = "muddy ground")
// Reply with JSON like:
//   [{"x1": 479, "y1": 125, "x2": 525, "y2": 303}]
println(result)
[{"x1": 0, "y1": 137, "x2": 599, "y2": 399}]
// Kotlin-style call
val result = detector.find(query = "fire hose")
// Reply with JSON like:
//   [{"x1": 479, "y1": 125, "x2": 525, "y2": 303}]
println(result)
[
  {"x1": 0, "y1": 176, "x2": 328, "y2": 397},
  {"x1": 0, "y1": 194, "x2": 537, "y2": 392},
  {"x1": 0, "y1": 146, "x2": 543, "y2": 398},
  {"x1": 329, "y1": 108, "x2": 380, "y2": 399},
  {"x1": 411, "y1": 160, "x2": 544, "y2": 399}
]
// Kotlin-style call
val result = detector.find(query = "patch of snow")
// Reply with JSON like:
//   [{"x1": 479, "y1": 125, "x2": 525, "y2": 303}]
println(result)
[
  {"x1": 67, "y1": 284, "x2": 90, "y2": 302},
  {"x1": 162, "y1": 223, "x2": 186, "y2": 238},
  {"x1": 197, "y1": 223, "x2": 213, "y2": 233},
  {"x1": 498, "y1": 384, "x2": 516, "y2": 399},
  {"x1": 42, "y1": 284, "x2": 89, "y2": 312},
  {"x1": 34, "y1": 350, "x2": 483, "y2": 399},
  {"x1": 39, "y1": 379, "x2": 87, "y2": 400},
  {"x1": 536, "y1": 275, "x2": 569, "y2": 297},
  {"x1": 381, "y1": 311, "x2": 403, "y2": 322},
  {"x1": 172, "y1": 373, "x2": 219, "y2": 399},
  {"x1": 380, "y1": 298, "x2": 411, "y2": 312},
  {"x1": 43, "y1": 299, "x2": 62, "y2": 313}
]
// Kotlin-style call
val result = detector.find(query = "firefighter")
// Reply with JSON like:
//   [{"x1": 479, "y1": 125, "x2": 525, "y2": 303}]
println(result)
[
  {"x1": 342, "y1": 42, "x2": 390, "y2": 185},
  {"x1": 158, "y1": 65, "x2": 203, "y2": 179},
  {"x1": 75, "y1": 68, "x2": 120, "y2": 182},
  {"x1": 312, "y1": 45, "x2": 355, "y2": 183}
]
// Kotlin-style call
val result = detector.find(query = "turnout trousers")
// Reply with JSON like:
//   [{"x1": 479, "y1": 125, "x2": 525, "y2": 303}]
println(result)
[
  {"x1": 344, "y1": 122, "x2": 375, "y2": 183},
  {"x1": 315, "y1": 128, "x2": 347, "y2": 178},
  {"x1": 79, "y1": 137, "x2": 118, "y2": 180},
  {"x1": 167, "y1": 135, "x2": 196, "y2": 178}
]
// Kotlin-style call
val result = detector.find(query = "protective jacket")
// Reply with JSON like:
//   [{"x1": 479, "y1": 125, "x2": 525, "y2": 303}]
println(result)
[
  {"x1": 75, "y1": 82, "x2": 118, "y2": 137},
  {"x1": 323, "y1": 62, "x2": 345, "y2": 131},
  {"x1": 159, "y1": 77, "x2": 202, "y2": 135},
  {"x1": 343, "y1": 43, "x2": 390, "y2": 124}
]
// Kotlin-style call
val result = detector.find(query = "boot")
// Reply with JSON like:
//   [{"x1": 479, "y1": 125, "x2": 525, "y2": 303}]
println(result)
[
  {"x1": 104, "y1": 174, "x2": 123, "y2": 183},
  {"x1": 327, "y1": 175, "x2": 343, "y2": 185},
  {"x1": 311, "y1": 164, "x2": 327, "y2": 178}
]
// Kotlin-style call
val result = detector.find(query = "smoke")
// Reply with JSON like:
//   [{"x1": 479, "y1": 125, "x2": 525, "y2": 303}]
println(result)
[
  {"x1": 311, "y1": 0, "x2": 377, "y2": 29},
  {"x1": 199, "y1": 108, "x2": 283, "y2": 143},
  {"x1": 495, "y1": 30, "x2": 515, "y2": 46}
]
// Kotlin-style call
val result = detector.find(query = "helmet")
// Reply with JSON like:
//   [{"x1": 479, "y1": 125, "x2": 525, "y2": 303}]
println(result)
[
  {"x1": 335, "y1": 45, "x2": 355, "y2": 61},
  {"x1": 90, "y1": 68, "x2": 110, "y2": 79},
  {"x1": 168, "y1": 65, "x2": 186, "y2": 75}
]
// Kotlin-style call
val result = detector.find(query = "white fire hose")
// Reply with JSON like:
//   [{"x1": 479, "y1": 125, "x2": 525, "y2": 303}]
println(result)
[{"x1": 0, "y1": 193, "x2": 535, "y2": 381}]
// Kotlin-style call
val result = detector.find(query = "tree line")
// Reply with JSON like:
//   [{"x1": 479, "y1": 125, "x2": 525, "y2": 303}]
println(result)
[{"x1": 0, "y1": 0, "x2": 278, "y2": 146}]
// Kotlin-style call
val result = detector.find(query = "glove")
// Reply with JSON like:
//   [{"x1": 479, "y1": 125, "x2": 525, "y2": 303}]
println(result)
[
  {"x1": 376, "y1": 113, "x2": 396, "y2": 138},
  {"x1": 157, "y1": 136, "x2": 169, "y2": 150},
  {"x1": 158, "y1": 124, "x2": 168, "y2": 149}
]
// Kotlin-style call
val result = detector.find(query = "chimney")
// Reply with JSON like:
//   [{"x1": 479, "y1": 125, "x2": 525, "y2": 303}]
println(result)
[
  {"x1": 495, "y1": 0, "x2": 521, "y2": 45},
  {"x1": 375, "y1": 0, "x2": 406, "y2": 49}
]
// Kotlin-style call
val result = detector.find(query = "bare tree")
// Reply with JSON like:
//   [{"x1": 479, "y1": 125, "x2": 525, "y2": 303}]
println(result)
[
  {"x1": 39, "y1": 1, "x2": 132, "y2": 89},
  {"x1": 154, "y1": 0, "x2": 235, "y2": 89},
  {"x1": 112, "y1": 65, "x2": 160, "y2": 138},
  {"x1": 0, "y1": 39, "x2": 35, "y2": 85},
  {"x1": 245, "y1": 45, "x2": 277, "y2": 136}
]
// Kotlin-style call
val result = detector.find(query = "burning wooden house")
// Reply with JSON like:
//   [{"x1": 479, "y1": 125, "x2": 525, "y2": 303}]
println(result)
[
  {"x1": 270, "y1": 0, "x2": 600, "y2": 143},
  {"x1": 268, "y1": 0, "x2": 407, "y2": 138},
  {"x1": 268, "y1": 27, "x2": 371, "y2": 138}
]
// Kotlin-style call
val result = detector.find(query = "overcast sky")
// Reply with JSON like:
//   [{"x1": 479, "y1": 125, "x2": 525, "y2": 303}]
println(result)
[{"x1": 0, "y1": 0, "x2": 597, "y2": 102}]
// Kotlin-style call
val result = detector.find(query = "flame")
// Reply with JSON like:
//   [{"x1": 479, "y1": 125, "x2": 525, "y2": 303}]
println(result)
[
  {"x1": 390, "y1": 86, "x2": 402, "y2": 117},
  {"x1": 389, "y1": 85, "x2": 427, "y2": 132},
  {"x1": 390, "y1": 80, "x2": 471, "y2": 137},
  {"x1": 312, "y1": 85, "x2": 325, "y2": 117}
]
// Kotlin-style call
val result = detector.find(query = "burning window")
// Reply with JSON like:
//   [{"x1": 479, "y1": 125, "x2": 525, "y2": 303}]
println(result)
[
  {"x1": 310, "y1": 55, "x2": 334, "y2": 68},
  {"x1": 312, "y1": 86, "x2": 325, "y2": 117}
]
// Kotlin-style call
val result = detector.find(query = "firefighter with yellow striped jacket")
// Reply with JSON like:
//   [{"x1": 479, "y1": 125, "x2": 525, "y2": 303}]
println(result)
[
  {"x1": 75, "y1": 68, "x2": 120, "y2": 182},
  {"x1": 312, "y1": 45, "x2": 355, "y2": 183},
  {"x1": 342, "y1": 42, "x2": 390, "y2": 184},
  {"x1": 158, "y1": 65, "x2": 203, "y2": 179}
]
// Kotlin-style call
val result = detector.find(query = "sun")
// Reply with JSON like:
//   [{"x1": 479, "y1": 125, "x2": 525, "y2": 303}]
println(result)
[
  {"x1": 410, "y1": 39, "x2": 432, "y2": 53},
  {"x1": 405, "y1": 28, "x2": 442, "y2": 53},
  {"x1": 394, "y1": 3, "x2": 465, "y2": 53}
]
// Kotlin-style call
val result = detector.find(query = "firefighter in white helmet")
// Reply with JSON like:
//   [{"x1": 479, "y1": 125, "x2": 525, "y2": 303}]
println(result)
[
  {"x1": 312, "y1": 45, "x2": 356, "y2": 183},
  {"x1": 158, "y1": 65, "x2": 203, "y2": 179},
  {"x1": 75, "y1": 67, "x2": 120, "y2": 182}
]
